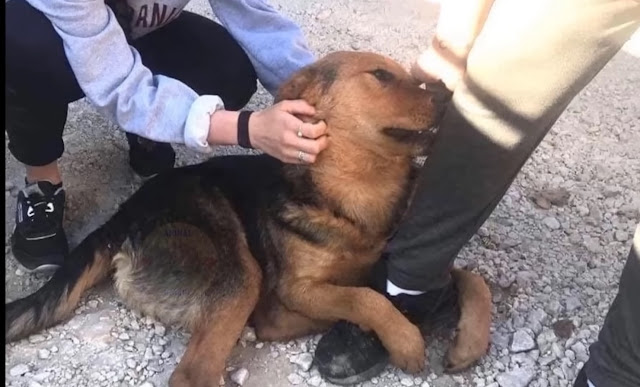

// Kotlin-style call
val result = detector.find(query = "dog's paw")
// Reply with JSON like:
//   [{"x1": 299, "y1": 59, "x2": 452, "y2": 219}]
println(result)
[
  {"x1": 386, "y1": 323, "x2": 426, "y2": 373},
  {"x1": 443, "y1": 333, "x2": 488, "y2": 373},
  {"x1": 444, "y1": 268, "x2": 491, "y2": 373}
]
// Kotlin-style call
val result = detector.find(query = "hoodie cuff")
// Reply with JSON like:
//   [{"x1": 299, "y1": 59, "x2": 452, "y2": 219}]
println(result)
[{"x1": 184, "y1": 95, "x2": 225, "y2": 153}]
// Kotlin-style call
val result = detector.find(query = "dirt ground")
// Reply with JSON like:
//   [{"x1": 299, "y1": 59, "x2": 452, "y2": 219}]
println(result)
[{"x1": 5, "y1": 1, "x2": 640, "y2": 387}]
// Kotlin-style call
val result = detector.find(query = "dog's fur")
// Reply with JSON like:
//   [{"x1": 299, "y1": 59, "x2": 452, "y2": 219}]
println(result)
[{"x1": 5, "y1": 51, "x2": 491, "y2": 387}]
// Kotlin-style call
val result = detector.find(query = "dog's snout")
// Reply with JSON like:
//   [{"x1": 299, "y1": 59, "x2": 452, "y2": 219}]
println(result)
[
  {"x1": 423, "y1": 80, "x2": 452, "y2": 121},
  {"x1": 426, "y1": 80, "x2": 453, "y2": 104}
]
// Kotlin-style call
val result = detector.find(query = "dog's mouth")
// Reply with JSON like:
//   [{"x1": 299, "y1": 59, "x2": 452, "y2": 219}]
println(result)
[{"x1": 382, "y1": 125, "x2": 440, "y2": 145}]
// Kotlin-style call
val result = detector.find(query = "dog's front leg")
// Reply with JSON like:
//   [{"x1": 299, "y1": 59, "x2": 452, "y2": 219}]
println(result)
[{"x1": 279, "y1": 280, "x2": 426, "y2": 373}]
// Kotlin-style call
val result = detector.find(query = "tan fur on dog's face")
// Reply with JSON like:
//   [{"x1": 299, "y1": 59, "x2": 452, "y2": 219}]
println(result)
[{"x1": 277, "y1": 51, "x2": 451, "y2": 157}]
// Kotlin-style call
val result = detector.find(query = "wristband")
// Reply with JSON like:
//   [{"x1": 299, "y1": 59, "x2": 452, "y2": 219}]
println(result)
[{"x1": 237, "y1": 110, "x2": 254, "y2": 149}]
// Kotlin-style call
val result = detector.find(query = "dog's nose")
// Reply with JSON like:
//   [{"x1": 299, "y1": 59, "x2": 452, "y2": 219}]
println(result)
[
  {"x1": 425, "y1": 80, "x2": 452, "y2": 120},
  {"x1": 426, "y1": 80, "x2": 453, "y2": 104}
]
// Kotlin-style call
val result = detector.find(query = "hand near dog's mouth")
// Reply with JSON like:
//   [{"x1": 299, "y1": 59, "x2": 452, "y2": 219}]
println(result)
[{"x1": 248, "y1": 99, "x2": 329, "y2": 165}]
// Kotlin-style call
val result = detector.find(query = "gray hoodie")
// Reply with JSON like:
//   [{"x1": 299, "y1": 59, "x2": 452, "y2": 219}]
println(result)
[{"x1": 25, "y1": 0, "x2": 316, "y2": 153}]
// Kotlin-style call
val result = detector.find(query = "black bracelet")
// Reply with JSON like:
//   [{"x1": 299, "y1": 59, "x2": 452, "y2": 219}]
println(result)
[{"x1": 237, "y1": 110, "x2": 254, "y2": 149}]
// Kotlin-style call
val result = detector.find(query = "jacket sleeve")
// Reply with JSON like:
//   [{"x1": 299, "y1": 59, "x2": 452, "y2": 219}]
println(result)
[
  {"x1": 208, "y1": 0, "x2": 317, "y2": 96},
  {"x1": 24, "y1": 0, "x2": 221, "y2": 153}
]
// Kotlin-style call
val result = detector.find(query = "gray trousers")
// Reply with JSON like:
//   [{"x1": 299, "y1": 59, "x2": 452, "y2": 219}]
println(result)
[{"x1": 382, "y1": 0, "x2": 640, "y2": 384}]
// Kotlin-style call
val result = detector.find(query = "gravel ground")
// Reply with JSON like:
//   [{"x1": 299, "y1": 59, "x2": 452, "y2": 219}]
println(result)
[{"x1": 5, "y1": 1, "x2": 640, "y2": 386}]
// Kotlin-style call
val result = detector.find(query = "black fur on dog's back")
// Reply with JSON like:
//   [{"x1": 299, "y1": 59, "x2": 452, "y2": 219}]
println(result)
[{"x1": 5, "y1": 154, "x2": 310, "y2": 342}]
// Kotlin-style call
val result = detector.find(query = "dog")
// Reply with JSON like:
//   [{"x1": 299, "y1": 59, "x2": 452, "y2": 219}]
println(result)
[{"x1": 5, "y1": 51, "x2": 492, "y2": 387}]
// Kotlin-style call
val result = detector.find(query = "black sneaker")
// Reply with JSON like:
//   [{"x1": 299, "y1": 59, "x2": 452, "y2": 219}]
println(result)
[
  {"x1": 10, "y1": 180, "x2": 69, "y2": 272},
  {"x1": 126, "y1": 133, "x2": 175, "y2": 178},
  {"x1": 314, "y1": 281, "x2": 459, "y2": 385}
]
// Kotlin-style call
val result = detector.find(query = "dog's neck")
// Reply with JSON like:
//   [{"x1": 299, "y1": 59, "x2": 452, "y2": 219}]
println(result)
[{"x1": 288, "y1": 136, "x2": 417, "y2": 236}]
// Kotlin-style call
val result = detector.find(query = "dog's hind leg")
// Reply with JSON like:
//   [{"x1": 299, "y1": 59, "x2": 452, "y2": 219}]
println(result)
[
  {"x1": 444, "y1": 268, "x2": 492, "y2": 373},
  {"x1": 168, "y1": 243, "x2": 263, "y2": 387}
]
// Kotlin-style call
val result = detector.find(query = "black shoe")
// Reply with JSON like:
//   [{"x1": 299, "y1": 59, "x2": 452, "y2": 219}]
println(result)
[
  {"x1": 10, "y1": 180, "x2": 69, "y2": 272},
  {"x1": 314, "y1": 281, "x2": 459, "y2": 385},
  {"x1": 126, "y1": 133, "x2": 175, "y2": 178},
  {"x1": 314, "y1": 320, "x2": 389, "y2": 386}
]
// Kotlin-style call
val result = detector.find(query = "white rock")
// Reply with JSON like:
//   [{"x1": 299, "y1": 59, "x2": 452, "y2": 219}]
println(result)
[
  {"x1": 37, "y1": 349, "x2": 51, "y2": 359},
  {"x1": 545, "y1": 300, "x2": 563, "y2": 316},
  {"x1": 139, "y1": 382, "x2": 155, "y2": 387},
  {"x1": 87, "y1": 300, "x2": 99, "y2": 308},
  {"x1": 316, "y1": 9, "x2": 332, "y2": 20},
  {"x1": 308, "y1": 375, "x2": 323, "y2": 387},
  {"x1": 154, "y1": 324, "x2": 166, "y2": 336},
  {"x1": 241, "y1": 327, "x2": 257, "y2": 342},
  {"x1": 614, "y1": 230, "x2": 629, "y2": 241},
  {"x1": 571, "y1": 342, "x2": 589, "y2": 363},
  {"x1": 290, "y1": 353, "x2": 314, "y2": 371},
  {"x1": 511, "y1": 329, "x2": 536, "y2": 353},
  {"x1": 287, "y1": 373, "x2": 304, "y2": 385},
  {"x1": 28, "y1": 334, "x2": 46, "y2": 344},
  {"x1": 119, "y1": 333, "x2": 130, "y2": 341},
  {"x1": 400, "y1": 377, "x2": 414, "y2": 386},
  {"x1": 543, "y1": 217, "x2": 560, "y2": 229},
  {"x1": 565, "y1": 297, "x2": 582, "y2": 312},
  {"x1": 230, "y1": 368, "x2": 249, "y2": 386},
  {"x1": 28, "y1": 382, "x2": 43, "y2": 387},
  {"x1": 584, "y1": 238, "x2": 603, "y2": 254},
  {"x1": 496, "y1": 367, "x2": 535, "y2": 387},
  {"x1": 126, "y1": 359, "x2": 137, "y2": 369},
  {"x1": 10, "y1": 363, "x2": 30, "y2": 376},
  {"x1": 31, "y1": 372, "x2": 51, "y2": 382}
]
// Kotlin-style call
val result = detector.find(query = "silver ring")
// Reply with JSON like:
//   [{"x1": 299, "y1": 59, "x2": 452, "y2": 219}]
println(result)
[
  {"x1": 297, "y1": 124, "x2": 303, "y2": 138},
  {"x1": 298, "y1": 150, "x2": 306, "y2": 162}
]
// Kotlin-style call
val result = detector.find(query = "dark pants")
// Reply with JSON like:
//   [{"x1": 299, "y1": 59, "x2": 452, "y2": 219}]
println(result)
[
  {"x1": 381, "y1": 0, "x2": 640, "y2": 384},
  {"x1": 586, "y1": 230, "x2": 640, "y2": 387},
  {"x1": 5, "y1": 0, "x2": 257, "y2": 167}
]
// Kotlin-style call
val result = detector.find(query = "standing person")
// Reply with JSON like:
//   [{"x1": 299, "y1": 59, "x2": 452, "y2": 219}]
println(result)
[
  {"x1": 5, "y1": 0, "x2": 328, "y2": 272},
  {"x1": 312, "y1": 0, "x2": 640, "y2": 386}
]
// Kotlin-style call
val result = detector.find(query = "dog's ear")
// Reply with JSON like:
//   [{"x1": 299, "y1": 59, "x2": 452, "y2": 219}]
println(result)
[{"x1": 275, "y1": 63, "x2": 338, "y2": 105}]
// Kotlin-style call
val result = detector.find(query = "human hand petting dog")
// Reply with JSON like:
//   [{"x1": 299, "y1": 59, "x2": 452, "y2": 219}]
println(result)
[
  {"x1": 250, "y1": 100, "x2": 329, "y2": 164},
  {"x1": 207, "y1": 99, "x2": 328, "y2": 165},
  {"x1": 410, "y1": 36, "x2": 469, "y2": 92},
  {"x1": 411, "y1": 0, "x2": 496, "y2": 91}
]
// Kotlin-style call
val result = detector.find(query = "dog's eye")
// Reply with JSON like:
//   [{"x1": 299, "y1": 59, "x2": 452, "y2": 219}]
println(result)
[{"x1": 369, "y1": 69, "x2": 395, "y2": 83}]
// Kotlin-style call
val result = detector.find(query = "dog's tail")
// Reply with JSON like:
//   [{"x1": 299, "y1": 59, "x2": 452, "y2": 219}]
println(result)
[{"x1": 6, "y1": 215, "x2": 128, "y2": 343}]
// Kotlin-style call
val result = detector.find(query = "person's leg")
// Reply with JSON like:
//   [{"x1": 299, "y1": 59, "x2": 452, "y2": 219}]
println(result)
[
  {"x1": 385, "y1": 0, "x2": 640, "y2": 292},
  {"x1": 5, "y1": 0, "x2": 86, "y2": 271},
  {"x1": 574, "y1": 225, "x2": 640, "y2": 387},
  {"x1": 123, "y1": 11, "x2": 258, "y2": 176},
  {"x1": 5, "y1": 2, "x2": 257, "y2": 270},
  {"x1": 315, "y1": 0, "x2": 640, "y2": 383}
]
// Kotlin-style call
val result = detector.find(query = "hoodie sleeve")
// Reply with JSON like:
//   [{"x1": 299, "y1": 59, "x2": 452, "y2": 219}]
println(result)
[
  {"x1": 208, "y1": 0, "x2": 317, "y2": 96},
  {"x1": 24, "y1": 0, "x2": 222, "y2": 154}
]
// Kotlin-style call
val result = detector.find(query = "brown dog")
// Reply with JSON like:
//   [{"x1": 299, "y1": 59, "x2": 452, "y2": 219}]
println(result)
[{"x1": 5, "y1": 51, "x2": 491, "y2": 387}]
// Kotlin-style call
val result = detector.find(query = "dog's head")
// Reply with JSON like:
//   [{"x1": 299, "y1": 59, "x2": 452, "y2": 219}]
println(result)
[{"x1": 276, "y1": 51, "x2": 451, "y2": 158}]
